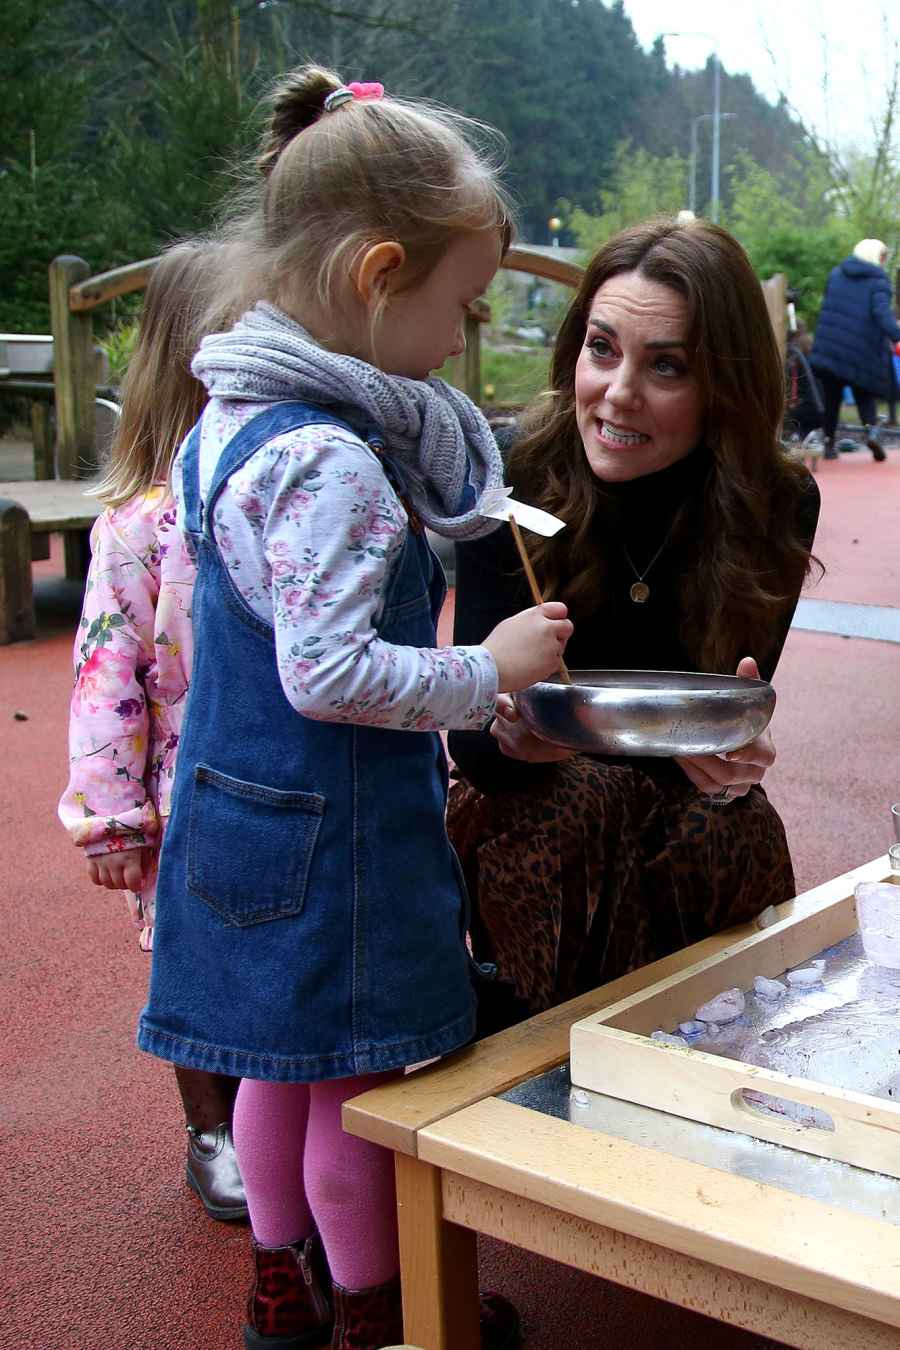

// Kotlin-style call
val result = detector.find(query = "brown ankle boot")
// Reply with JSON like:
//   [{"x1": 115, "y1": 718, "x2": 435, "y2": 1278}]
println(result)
[
  {"x1": 329, "y1": 1276, "x2": 521, "y2": 1350},
  {"x1": 244, "y1": 1232, "x2": 332, "y2": 1348}
]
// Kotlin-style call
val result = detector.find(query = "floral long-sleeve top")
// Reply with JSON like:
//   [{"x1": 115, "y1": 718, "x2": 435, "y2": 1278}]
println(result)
[
  {"x1": 58, "y1": 487, "x2": 195, "y2": 858},
  {"x1": 172, "y1": 398, "x2": 498, "y2": 731}
]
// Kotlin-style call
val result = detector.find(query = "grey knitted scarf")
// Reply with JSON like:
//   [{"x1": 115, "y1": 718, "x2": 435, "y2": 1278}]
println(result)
[{"x1": 192, "y1": 302, "x2": 504, "y2": 539}]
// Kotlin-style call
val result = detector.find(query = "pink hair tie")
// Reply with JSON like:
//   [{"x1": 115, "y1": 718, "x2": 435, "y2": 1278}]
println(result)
[
  {"x1": 347, "y1": 81, "x2": 384, "y2": 101},
  {"x1": 323, "y1": 82, "x2": 384, "y2": 113}
]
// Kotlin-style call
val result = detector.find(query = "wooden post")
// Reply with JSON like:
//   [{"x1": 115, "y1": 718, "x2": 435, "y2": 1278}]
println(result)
[
  {"x1": 761, "y1": 272, "x2": 787, "y2": 363},
  {"x1": 49, "y1": 255, "x2": 96, "y2": 479},
  {"x1": 63, "y1": 529, "x2": 92, "y2": 582},
  {"x1": 462, "y1": 311, "x2": 482, "y2": 405},
  {"x1": 0, "y1": 499, "x2": 35, "y2": 643},
  {"x1": 394, "y1": 1153, "x2": 480, "y2": 1350},
  {"x1": 30, "y1": 402, "x2": 54, "y2": 480}
]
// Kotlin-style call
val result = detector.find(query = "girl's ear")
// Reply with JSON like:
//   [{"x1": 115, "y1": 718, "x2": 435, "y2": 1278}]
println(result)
[{"x1": 354, "y1": 241, "x2": 406, "y2": 304}]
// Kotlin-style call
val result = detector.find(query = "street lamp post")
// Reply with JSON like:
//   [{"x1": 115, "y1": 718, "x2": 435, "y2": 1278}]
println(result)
[
  {"x1": 711, "y1": 49, "x2": 721, "y2": 222},
  {"x1": 689, "y1": 112, "x2": 737, "y2": 216},
  {"x1": 663, "y1": 30, "x2": 725, "y2": 222}
]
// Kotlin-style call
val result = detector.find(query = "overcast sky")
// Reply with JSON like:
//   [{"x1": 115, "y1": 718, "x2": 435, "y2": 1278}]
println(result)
[{"x1": 621, "y1": 0, "x2": 899, "y2": 154}]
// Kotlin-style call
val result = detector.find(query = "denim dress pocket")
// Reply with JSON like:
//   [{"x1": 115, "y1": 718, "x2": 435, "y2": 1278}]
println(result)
[{"x1": 187, "y1": 764, "x2": 325, "y2": 926}]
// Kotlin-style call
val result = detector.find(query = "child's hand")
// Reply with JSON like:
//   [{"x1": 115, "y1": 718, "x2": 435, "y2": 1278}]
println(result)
[
  {"x1": 483, "y1": 602, "x2": 573, "y2": 693},
  {"x1": 87, "y1": 847, "x2": 149, "y2": 893}
]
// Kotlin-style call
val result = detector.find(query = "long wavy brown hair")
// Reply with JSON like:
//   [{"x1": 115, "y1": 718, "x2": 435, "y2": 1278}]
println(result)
[
  {"x1": 95, "y1": 240, "x2": 223, "y2": 507},
  {"x1": 508, "y1": 217, "x2": 821, "y2": 673}
]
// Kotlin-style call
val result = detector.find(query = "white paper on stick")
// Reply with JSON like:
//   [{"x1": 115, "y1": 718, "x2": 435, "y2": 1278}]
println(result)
[{"x1": 479, "y1": 486, "x2": 566, "y2": 537}]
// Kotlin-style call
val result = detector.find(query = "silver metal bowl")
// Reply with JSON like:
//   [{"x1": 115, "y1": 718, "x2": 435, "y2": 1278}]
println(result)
[{"x1": 514, "y1": 670, "x2": 775, "y2": 757}]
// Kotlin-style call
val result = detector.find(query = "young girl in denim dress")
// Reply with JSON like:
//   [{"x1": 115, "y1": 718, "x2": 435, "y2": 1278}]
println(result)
[
  {"x1": 137, "y1": 66, "x2": 572, "y2": 1350},
  {"x1": 59, "y1": 243, "x2": 247, "y2": 1221}
]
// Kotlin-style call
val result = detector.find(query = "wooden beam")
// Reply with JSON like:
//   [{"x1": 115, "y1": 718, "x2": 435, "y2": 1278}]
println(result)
[
  {"x1": 49, "y1": 256, "x2": 96, "y2": 479},
  {"x1": 502, "y1": 245, "x2": 583, "y2": 289},
  {"x1": 30, "y1": 402, "x2": 54, "y2": 480},
  {"x1": 68, "y1": 257, "x2": 160, "y2": 312},
  {"x1": 461, "y1": 311, "x2": 482, "y2": 404},
  {"x1": 761, "y1": 272, "x2": 787, "y2": 362}
]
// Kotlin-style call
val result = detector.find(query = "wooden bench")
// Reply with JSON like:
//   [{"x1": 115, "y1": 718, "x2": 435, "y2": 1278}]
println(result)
[{"x1": 0, "y1": 479, "x2": 101, "y2": 642}]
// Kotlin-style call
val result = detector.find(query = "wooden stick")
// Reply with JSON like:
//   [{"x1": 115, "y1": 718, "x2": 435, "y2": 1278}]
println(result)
[{"x1": 507, "y1": 514, "x2": 572, "y2": 684}]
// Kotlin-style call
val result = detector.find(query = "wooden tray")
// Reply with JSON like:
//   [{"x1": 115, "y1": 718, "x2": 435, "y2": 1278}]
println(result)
[{"x1": 570, "y1": 856, "x2": 900, "y2": 1177}]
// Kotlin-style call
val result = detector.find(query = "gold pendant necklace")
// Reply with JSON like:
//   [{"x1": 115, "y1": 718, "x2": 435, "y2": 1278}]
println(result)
[{"x1": 623, "y1": 519, "x2": 677, "y2": 605}]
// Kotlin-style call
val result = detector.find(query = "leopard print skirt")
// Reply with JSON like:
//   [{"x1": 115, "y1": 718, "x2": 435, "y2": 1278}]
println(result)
[{"x1": 447, "y1": 756, "x2": 795, "y2": 1029}]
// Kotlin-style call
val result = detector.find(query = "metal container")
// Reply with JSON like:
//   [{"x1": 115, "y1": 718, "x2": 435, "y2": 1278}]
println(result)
[
  {"x1": 0, "y1": 334, "x2": 54, "y2": 376},
  {"x1": 514, "y1": 669, "x2": 775, "y2": 757}
]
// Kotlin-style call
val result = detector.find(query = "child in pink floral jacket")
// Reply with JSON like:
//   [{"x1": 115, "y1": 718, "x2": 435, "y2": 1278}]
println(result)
[
  {"x1": 59, "y1": 485, "x2": 193, "y2": 944},
  {"x1": 58, "y1": 242, "x2": 247, "y2": 1223}
]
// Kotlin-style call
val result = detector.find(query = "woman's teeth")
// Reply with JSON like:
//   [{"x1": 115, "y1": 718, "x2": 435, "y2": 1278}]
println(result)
[{"x1": 601, "y1": 422, "x2": 650, "y2": 446}]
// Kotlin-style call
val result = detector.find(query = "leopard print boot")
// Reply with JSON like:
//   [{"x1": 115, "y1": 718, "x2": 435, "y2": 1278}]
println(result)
[
  {"x1": 243, "y1": 1232, "x2": 332, "y2": 1348},
  {"x1": 330, "y1": 1276, "x2": 521, "y2": 1349},
  {"x1": 330, "y1": 1275, "x2": 403, "y2": 1350}
]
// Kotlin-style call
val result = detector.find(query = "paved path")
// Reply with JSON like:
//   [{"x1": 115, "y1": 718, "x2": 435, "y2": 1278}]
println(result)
[{"x1": 3, "y1": 450, "x2": 898, "y2": 1349}]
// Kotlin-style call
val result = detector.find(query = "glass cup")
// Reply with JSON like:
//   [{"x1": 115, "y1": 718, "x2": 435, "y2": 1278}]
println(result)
[
  {"x1": 891, "y1": 802, "x2": 900, "y2": 843},
  {"x1": 891, "y1": 842, "x2": 900, "y2": 879}
]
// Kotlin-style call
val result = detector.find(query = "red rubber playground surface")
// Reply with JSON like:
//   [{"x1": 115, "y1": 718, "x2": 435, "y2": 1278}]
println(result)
[{"x1": 3, "y1": 448, "x2": 899, "y2": 1349}]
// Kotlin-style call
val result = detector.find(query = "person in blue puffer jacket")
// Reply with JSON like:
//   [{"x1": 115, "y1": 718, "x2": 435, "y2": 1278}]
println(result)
[{"x1": 811, "y1": 238, "x2": 900, "y2": 460}]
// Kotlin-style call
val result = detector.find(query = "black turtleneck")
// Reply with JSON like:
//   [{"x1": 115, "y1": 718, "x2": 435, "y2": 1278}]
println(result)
[{"x1": 448, "y1": 438, "x2": 819, "y2": 796}]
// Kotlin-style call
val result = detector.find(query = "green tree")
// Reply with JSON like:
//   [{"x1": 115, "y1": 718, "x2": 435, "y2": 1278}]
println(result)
[
  {"x1": 726, "y1": 150, "x2": 877, "y2": 326},
  {"x1": 568, "y1": 141, "x2": 689, "y2": 256}
]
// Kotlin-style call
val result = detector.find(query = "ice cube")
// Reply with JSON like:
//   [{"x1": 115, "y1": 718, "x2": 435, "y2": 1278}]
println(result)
[
  {"x1": 753, "y1": 975, "x2": 787, "y2": 999},
  {"x1": 786, "y1": 966, "x2": 823, "y2": 987},
  {"x1": 650, "y1": 1030, "x2": 687, "y2": 1047},
  {"x1": 695, "y1": 988, "x2": 745, "y2": 1023},
  {"x1": 856, "y1": 881, "x2": 900, "y2": 970},
  {"x1": 756, "y1": 905, "x2": 780, "y2": 930},
  {"x1": 678, "y1": 1020, "x2": 706, "y2": 1036},
  {"x1": 571, "y1": 1089, "x2": 590, "y2": 1108}
]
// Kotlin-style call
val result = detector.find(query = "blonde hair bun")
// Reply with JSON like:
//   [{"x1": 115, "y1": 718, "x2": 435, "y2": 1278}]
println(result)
[
  {"x1": 257, "y1": 64, "x2": 344, "y2": 178},
  {"x1": 212, "y1": 67, "x2": 513, "y2": 335}
]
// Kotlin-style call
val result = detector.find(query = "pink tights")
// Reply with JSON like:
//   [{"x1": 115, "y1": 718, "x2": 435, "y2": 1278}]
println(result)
[{"x1": 232, "y1": 1073, "x2": 400, "y2": 1289}]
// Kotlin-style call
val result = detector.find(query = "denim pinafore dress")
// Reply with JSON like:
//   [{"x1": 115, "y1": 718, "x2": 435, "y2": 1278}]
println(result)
[{"x1": 137, "y1": 402, "x2": 477, "y2": 1081}]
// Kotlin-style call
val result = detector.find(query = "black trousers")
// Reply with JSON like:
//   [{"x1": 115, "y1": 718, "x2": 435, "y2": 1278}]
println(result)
[{"x1": 820, "y1": 374, "x2": 877, "y2": 439}]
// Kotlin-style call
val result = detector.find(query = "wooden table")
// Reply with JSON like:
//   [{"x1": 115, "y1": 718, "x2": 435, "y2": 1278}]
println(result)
[
  {"x1": 0, "y1": 478, "x2": 100, "y2": 642},
  {"x1": 344, "y1": 855, "x2": 900, "y2": 1350}
]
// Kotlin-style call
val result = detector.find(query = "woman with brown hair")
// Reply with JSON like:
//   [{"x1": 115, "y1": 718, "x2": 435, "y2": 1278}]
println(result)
[{"x1": 448, "y1": 216, "x2": 821, "y2": 1034}]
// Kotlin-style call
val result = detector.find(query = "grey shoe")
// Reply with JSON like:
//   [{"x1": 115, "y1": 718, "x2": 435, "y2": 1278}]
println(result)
[
  {"x1": 186, "y1": 1122, "x2": 249, "y2": 1221},
  {"x1": 865, "y1": 426, "x2": 887, "y2": 461}
]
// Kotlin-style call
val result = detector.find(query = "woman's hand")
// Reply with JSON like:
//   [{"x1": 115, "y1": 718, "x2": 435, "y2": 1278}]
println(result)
[
  {"x1": 490, "y1": 693, "x2": 576, "y2": 763},
  {"x1": 87, "y1": 846, "x2": 150, "y2": 893},
  {"x1": 674, "y1": 656, "x2": 776, "y2": 802}
]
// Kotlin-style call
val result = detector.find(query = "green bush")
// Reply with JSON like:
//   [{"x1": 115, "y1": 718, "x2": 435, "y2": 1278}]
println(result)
[
  {"x1": 481, "y1": 347, "x2": 550, "y2": 407},
  {"x1": 436, "y1": 344, "x2": 550, "y2": 410},
  {"x1": 98, "y1": 316, "x2": 141, "y2": 386}
]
